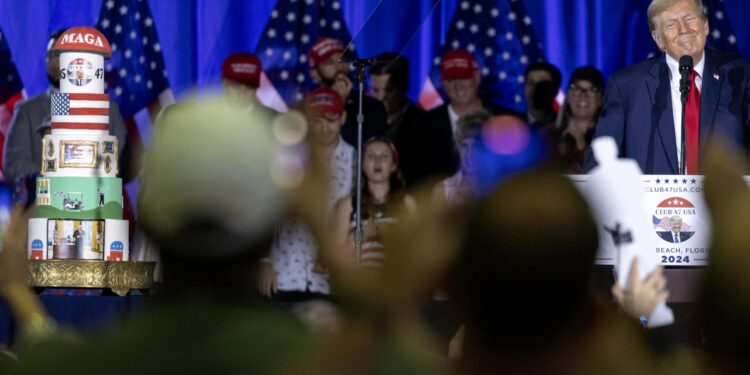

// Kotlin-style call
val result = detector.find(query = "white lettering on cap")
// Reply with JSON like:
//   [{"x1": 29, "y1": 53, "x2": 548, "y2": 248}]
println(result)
[
  {"x1": 314, "y1": 40, "x2": 342, "y2": 57},
  {"x1": 231, "y1": 63, "x2": 258, "y2": 74},
  {"x1": 443, "y1": 59, "x2": 470, "y2": 69},
  {"x1": 60, "y1": 33, "x2": 105, "y2": 48}
]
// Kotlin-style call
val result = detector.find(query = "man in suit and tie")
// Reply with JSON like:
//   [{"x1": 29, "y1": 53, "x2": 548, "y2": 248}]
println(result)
[
  {"x1": 585, "y1": 0, "x2": 750, "y2": 174},
  {"x1": 657, "y1": 215, "x2": 695, "y2": 243}
]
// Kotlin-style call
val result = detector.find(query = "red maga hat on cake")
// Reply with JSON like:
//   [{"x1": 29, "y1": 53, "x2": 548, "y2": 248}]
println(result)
[
  {"x1": 222, "y1": 53, "x2": 262, "y2": 88},
  {"x1": 308, "y1": 37, "x2": 345, "y2": 67},
  {"x1": 440, "y1": 49, "x2": 479, "y2": 80},
  {"x1": 51, "y1": 26, "x2": 112, "y2": 58},
  {"x1": 305, "y1": 87, "x2": 344, "y2": 120}
]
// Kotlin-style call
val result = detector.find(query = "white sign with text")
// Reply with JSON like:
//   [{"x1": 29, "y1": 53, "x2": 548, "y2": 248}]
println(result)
[{"x1": 572, "y1": 174, "x2": 709, "y2": 267}]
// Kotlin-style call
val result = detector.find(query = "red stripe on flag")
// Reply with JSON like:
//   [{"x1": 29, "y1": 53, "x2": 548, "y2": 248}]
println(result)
[
  {"x1": 2, "y1": 92, "x2": 24, "y2": 114},
  {"x1": 68, "y1": 93, "x2": 109, "y2": 101},
  {"x1": 51, "y1": 123, "x2": 110, "y2": 130},
  {"x1": 69, "y1": 108, "x2": 109, "y2": 116}
]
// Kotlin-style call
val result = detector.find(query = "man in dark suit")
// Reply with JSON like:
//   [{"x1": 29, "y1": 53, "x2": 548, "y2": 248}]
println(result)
[
  {"x1": 411, "y1": 49, "x2": 523, "y2": 186},
  {"x1": 657, "y1": 215, "x2": 695, "y2": 243},
  {"x1": 3, "y1": 30, "x2": 128, "y2": 183},
  {"x1": 585, "y1": 0, "x2": 750, "y2": 174}
]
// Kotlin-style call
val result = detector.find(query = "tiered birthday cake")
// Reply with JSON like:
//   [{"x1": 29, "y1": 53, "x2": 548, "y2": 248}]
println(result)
[{"x1": 27, "y1": 26, "x2": 128, "y2": 261}]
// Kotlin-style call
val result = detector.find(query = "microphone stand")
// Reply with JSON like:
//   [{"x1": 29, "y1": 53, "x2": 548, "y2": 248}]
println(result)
[
  {"x1": 680, "y1": 87, "x2": 688, "y2": 175},
  {"x1": 678, "y1": 58, "x2": 691, "y2": 175},
  {"x1": 350, "y1": 57, "x2": 378, "y2": 267}
]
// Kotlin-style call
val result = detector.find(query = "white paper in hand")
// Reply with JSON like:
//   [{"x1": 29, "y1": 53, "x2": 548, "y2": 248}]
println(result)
[{"x1": 586, "y1": 137, "x2": 674, "y2": 328}]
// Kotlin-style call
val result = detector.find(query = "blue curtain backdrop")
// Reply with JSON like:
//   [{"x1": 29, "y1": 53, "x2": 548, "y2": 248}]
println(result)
[{"x1": 1, "y1": 0, "x2": 749, "y2": 105}]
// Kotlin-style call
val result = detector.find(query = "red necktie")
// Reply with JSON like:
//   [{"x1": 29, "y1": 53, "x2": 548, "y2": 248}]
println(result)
[{"x1": 685, "y1": 70, "x2": 701, "y2": 174}]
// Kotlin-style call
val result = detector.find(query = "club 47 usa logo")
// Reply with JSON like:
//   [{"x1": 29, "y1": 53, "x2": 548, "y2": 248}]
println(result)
[{"x1": 652, "y1": 197, "x2": 696, "y2": 244}]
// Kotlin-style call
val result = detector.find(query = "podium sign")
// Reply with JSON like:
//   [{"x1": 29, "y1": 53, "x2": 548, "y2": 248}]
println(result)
[{"x1": 571, "y1": 175, "x2": 710, "y2": 266}]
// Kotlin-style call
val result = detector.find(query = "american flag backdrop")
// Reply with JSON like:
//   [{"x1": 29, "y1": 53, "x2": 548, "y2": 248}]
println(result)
[
  {"x1": 704, "y1": 0, "x2": 738, "y2": 54},
  {"x1": 255, "y1": 0, "x2": 353, "y2": 106},
  {"x1": 424, "y1": 0, "x2": 546, "y2": 112},
  {"x1": 96, "y1": 0, "x2": 172, "y2": 153},
  {"x1": 95, "y1": 0, "x2": 172, "y2": 222},
  {"x1": 0, "y1": 25, "x2": 25, "y2": 179}
]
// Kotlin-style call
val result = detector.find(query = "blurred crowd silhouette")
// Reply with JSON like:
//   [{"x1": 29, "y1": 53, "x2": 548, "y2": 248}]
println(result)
[
  {"x1": 0, "y1": 87, "x2": 748, "y2": 373},
  {"x1": 3, "y1": 4, "x2": 750, "y2": 370}
]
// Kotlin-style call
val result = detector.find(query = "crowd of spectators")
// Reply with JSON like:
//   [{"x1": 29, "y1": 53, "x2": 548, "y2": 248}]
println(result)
[{"x1": 3, "y1": 0, "x2": 750, "y2": 371}]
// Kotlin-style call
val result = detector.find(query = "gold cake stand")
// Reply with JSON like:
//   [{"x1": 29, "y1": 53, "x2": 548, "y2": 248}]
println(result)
[{"x1": 28, "y1": 260, "x2": 156, "y2": 296}]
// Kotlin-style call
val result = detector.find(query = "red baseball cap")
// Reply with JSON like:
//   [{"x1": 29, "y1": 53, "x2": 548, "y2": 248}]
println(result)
[
  {"x1": 308, "y1": 37, "x2": 345, "y2": 67},
  {"x1": 440, "y1": 49, "x2": 479, "y2": 80},
  {"x1": 52, "y1": 26, "x2": 112, "y2": 58},
  {"x1": 222, "y1": 53, "x2": 262, "y2": 88},
  {"x1": 306, "y1": 87, "x2": 344, "y2": 120}
]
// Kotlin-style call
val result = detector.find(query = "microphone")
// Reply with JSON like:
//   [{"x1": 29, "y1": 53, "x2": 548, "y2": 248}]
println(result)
[
  {"x1": 679, "y1": 55, "x2": 693, "y2": 100},
  {"x1": 336, "y1": 55, "x2": 381, "y2": 68}
]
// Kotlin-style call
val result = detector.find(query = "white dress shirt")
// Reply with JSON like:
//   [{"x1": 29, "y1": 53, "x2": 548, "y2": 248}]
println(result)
[
  {"x1": 269, "y1": 137, "x2": 354, "y2": 294},
  {"x1": 447, "y1": 104, "x2": 460, "y2": 137}
]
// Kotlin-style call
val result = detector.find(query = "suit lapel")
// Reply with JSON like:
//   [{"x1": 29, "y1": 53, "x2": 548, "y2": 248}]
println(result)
[
  {"x1": 699, "y1": 51, "x2": 722, "y2": 150},
  {"x1": 646, "y1": 57, "x2": 678, "y2": 172},
  {"x1": 33, "y1": 90, "x2": 53, "y2": 135}
]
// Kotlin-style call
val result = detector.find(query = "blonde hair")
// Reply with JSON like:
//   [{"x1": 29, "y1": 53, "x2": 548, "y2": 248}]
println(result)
[{"x1": 647, "y1": 0, "x2": 706, "y2": 31}]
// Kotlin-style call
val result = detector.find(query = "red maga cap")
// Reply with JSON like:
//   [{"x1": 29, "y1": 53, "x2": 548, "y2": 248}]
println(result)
[
  {"x1": 51, "y1": 26, "x2": 112, "y2": 58},
  {"x1": 440, "y1": 49, "x2": 479, "y2": 80},
  {"x1": 305, "y1": 87, "x2": 344, "y2": 120},
  {"x1": 308, "y1": 37, "x2": 345, "y2": 67},
  {"x1": 222, "y1": 53, "x2": 262, "y2": 88}
]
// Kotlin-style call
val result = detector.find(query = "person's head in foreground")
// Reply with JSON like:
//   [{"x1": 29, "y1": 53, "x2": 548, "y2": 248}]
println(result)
[
  {"x1": 698, "y1": 141, "x2": 750, "y2": 372},
  {"x1": 448, "y1": 170, "x2": 602, "y2": 369},
  {"x1": 139, "y1": 98, "x2": 287, "y2": 296}
]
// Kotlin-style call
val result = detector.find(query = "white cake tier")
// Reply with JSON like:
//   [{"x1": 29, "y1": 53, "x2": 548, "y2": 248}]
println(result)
[
  {"x1": 41, "y1": 132, "x2": 119, "y2": 177},
  {"x1": 28, "y1": 218, "x2": 129, "y2": 261},
  {"x1": 59, "y1": 52, "x2": 105, "y2": 94},
  {"x1": 50, "y1": 128, "x2": 108, "y2": 136}
]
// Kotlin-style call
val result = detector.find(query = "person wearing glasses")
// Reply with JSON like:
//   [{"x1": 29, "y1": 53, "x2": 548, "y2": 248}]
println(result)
[{"x1": 554, "y1": 66, "x2": 606, "y2": 173}]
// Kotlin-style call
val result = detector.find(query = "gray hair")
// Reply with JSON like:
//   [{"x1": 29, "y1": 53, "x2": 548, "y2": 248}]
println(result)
[
  {"x1": 647, "y1": 0, "x2": 706, "y2": 32},
  {"x1": 454, "y1": 110, "x2": 491, "y2": 148}
]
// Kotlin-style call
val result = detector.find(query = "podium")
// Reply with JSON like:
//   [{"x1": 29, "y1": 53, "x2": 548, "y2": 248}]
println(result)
[
  {"x1": 571, "y1": 175, "x2": 714, "y2": 303},
  {"x1": 571, "y1": 175, "x2": 712, "y2": 266}
]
